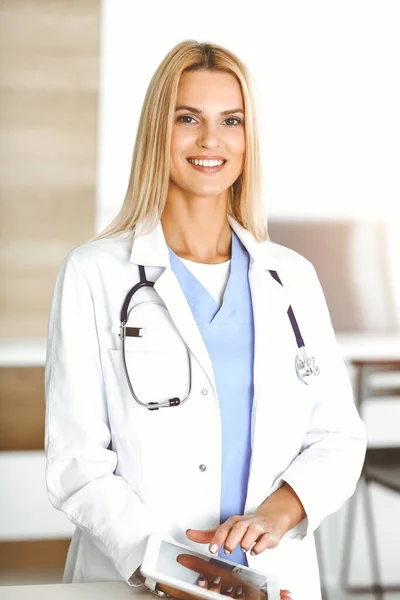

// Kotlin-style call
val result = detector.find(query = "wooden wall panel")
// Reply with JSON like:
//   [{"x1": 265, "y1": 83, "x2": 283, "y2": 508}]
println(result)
[
  {"x1": 0, "y1": 367, "x2": 45, "y2": 451},
  {"x1": 0, "y1": 539, "x2": 70, "y2": 571},
  {"x1": 0, "y1": 0, "x2": 100, "y2": 338}
]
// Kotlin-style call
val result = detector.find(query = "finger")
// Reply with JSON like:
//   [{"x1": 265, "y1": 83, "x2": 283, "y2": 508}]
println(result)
[
  {"x1": 209, "y1": 575, "x2": 223, "y2": 593},
  {"x1": 239, "y1": 523, "x2": 264, "y2": 553},
  {"x1": 222, "y1": 585, "x2": 235, "y2": 597},
  {"x1": 250, "y1": 532, "x2": 280, "y2": 555},
  {"x1": 280, "y1": 590, "x2": 292, "y2": 599},
  {"x1": 223, "y1": 521, "x2": 250, "y2": 555},
  {"x1": 177, "y1": 555, "x2": 217, "y2": 578},
  {"x1": 207, "y1": 518, "x2": 241, "y2": 555},
  {"x1": 186, "y1": 528, "x2": 217, "y2": 544},
  {"x1": 177, "y1": 554, "x2": 240, "y2": 586},
  {"x1": 233, "y1": 586, "x2": 244, "y2": 599},
  {"x1": 177, "y1": 554, "x2": 210, "y2": 571},
  {"x1": 196, "y1": 576, "x2": 209, "y2": 590}
]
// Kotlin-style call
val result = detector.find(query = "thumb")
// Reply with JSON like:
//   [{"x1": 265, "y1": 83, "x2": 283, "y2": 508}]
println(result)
[{"x1": 186, "y1": 528, "x2": 216, "y2": 544}]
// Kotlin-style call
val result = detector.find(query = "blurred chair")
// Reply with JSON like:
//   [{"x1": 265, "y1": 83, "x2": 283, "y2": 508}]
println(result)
[
  {"x1": 340, "y1": 359, "x2": 400, "y2": 600},
  {"x1": 314, "y1": 525, "x2": 330, "y2": 600}
]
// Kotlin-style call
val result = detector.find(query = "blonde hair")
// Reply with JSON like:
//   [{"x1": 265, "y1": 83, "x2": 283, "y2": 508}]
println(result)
[{"x1": 92, "y1": 40, "x2": 268, "y2": 242}]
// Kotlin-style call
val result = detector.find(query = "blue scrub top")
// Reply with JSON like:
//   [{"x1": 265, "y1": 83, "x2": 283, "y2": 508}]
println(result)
[{"x1": 168, "y1": 229, "x2": 255, "y2": 566}]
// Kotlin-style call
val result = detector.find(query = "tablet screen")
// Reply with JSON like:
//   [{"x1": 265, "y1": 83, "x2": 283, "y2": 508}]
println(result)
[{"x1": 155, "y1": 540, "x2": 268, "y2": 590}]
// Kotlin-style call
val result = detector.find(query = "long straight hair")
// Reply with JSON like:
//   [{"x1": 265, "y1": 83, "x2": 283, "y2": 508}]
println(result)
[{"x1": 92, "y1": 40, "x2": 268, "y2": 242}]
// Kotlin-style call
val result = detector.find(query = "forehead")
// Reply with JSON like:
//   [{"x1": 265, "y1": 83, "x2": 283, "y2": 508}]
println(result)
[{"x1": 176, "y1": 70, "x2": 244, "y2": 109}]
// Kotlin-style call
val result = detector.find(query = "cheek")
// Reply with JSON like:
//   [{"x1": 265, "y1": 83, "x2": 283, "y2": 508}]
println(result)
[
  {"x1": 231, "y1": 130, "x2": 246, "y2": 155},
  {"x1": 170, "y1": 127, "x2": 194, "y2": 152},
  {"x1": 222, "y1": 133, "x2": 245, "y2": 166},
  {"x1": 228, "y1": 140, "x2": 245, "y2": 171}
]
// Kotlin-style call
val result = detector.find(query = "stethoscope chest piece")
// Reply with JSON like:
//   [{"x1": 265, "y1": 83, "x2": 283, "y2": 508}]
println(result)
[{"x1": 295, "y1": 346, "x2": 321, "y2": 385}]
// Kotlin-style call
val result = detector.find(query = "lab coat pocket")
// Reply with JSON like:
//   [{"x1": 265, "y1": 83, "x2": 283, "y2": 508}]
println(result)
[
  {"x1": 104, "y1": 343, "x2": 198, "y2": 517},
  {"x1": 102, "y1": 315, "x2": 191, "y2": 444},
  {"x1": 102, "y1": 301, "x2": 189, "y2": 404}
]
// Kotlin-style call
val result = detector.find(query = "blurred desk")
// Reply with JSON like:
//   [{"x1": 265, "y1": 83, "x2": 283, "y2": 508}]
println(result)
[
  {"x1": 0, "y1": 582, "x2": 151, "y2": 600},
  {"x1": 337, "y1": 334, "x2": 400, "y2": 595},
  {"x1": 337, "y1": 333, "x2": 400, "y2": 415}
]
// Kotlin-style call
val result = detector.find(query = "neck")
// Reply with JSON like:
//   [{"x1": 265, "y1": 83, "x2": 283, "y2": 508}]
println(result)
[{"x1": 161, "y1": 193, "x2": 232, "y2": 264}]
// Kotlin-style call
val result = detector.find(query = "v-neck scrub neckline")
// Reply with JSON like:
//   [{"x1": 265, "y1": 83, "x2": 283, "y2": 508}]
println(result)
[
  {"x1": 178, "y1": 258, "x2": 231, "y2": 306},
  {"x1": 168, "y1": 231, "x2": 250, "y2": 326}
]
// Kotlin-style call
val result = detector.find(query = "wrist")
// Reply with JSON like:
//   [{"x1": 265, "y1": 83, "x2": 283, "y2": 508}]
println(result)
[
  {"x1": 255, "y1": 502, "x2": 291, "y2": 537},
  {"x1": 255, "y1": 483, "x2": 306, "y2": 536}
]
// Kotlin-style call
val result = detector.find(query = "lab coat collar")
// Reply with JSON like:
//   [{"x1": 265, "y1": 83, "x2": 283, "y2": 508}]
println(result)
[
  {"x1": 128, "y1": 214, "x2": 285, "y2": 399},
  {"x1": 129, "y1": 214, "x2": 278, "y2": 271}
]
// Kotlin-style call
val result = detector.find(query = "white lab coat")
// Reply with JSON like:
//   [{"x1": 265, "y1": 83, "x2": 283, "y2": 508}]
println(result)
[{"x1": 44, "y1": 215, "x2": 367, "y2": 599}]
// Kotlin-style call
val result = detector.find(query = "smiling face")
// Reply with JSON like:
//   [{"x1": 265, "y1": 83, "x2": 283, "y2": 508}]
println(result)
[{"x1": 169, "y1": 70, "x2": 246, "y2": 203}]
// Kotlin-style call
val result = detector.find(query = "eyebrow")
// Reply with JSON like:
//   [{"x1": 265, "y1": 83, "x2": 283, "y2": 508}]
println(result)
[{"x1": 175, "y1": 105, "x2": 244, "y2": 116}]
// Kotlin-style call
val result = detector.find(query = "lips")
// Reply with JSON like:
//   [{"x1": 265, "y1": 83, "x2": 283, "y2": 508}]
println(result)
[
  {"x1": 186, "y1": 159, "x2": 227, "y2": 175},
  {"x1": 187, "y1": 159, "x2": 227, "y2": 166},
  {"x1": 187, "y1": 157, "x2": 227, "y2": 162}
]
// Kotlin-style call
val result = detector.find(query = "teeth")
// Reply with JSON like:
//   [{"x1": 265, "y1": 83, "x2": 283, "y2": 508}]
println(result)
[{"x1": 188, "y1": 158, "x2": 225, "y2": 167}]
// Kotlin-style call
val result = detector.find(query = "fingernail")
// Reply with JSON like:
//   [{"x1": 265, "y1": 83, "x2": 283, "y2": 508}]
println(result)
[
  {"x1": 225, "y1": 586, "x2": 233, "y2": 593},
  {"x1": 186, "y1": 529, "x2": 191, "y2": 533},
  {"x1": 224, "y1": 549, "x2": 231, "y2": 555},
  {"x1": 212, "y1": 576, "x2": 221, "y2": 585},
  {"x1": 197, "y1": 577, "x2": 206, "y2": 587},
  {"x1": 235, "y1": 587, "x2": 243, "y2": 597},
  {"x1": 209, "y1": 544, "x2": 218, "y2": 554}
]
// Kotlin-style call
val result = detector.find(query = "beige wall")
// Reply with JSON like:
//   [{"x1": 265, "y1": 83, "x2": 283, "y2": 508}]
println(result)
[
  {"x1": 0, "y1": 0, "x2": 100, "y2": 577},
  {"x1": 0, "y1": 0, "x2": 100, "y2": 338}
]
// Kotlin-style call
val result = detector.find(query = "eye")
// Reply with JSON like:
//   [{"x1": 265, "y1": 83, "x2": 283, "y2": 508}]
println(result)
[
  {"x1": 176, "y1": 115, "x2": 243, "y2": 127},
  {"x1": 176, "y1": 115, "x2": 197, "y2": 124},
  {"x1": 224, "y1": 117, "x2": 242, "y2": 127}
]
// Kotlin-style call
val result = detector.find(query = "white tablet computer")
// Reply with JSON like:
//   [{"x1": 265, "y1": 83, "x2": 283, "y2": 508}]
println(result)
[{"x1": 141, "y1": 533, "x2": 281, "y2": 600}]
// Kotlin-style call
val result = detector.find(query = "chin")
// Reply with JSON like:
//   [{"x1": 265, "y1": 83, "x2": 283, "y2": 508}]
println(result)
[{"x1": 187, "y1": 187, "x2": 228, "y2": 197}]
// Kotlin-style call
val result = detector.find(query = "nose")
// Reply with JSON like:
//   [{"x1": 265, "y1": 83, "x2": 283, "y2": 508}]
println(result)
[{"x1": 197, "y1": 123, "x2": 221, "y2": 149}]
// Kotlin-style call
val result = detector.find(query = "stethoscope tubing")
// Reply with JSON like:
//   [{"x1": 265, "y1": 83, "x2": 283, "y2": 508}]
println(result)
[
  {"x1": 269, "y1": 270, "x2": 305, "y2": 349},
  {"x1": 120, "y1": 266, "x2": 193, "y2": 409},
  {"x1": 119, "y1": 265, "x2": 320, "y2": 409}
]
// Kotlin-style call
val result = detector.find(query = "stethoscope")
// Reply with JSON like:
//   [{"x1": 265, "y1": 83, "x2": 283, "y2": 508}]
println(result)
[{"x1": 118, "y1": 265, "x2": 320, "y2": 410}]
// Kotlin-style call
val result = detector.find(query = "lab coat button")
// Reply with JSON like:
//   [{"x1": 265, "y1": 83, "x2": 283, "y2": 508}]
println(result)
[
  {"x1": 201, "y1": 389, "x2": 208, "y2": 395},
  {"x1": 199, "y1": 464, "x2": 207, "y2": 472}
]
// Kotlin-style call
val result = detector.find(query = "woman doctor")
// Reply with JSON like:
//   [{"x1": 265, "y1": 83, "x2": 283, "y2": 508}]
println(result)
[{"x1": 44, "y1": 40, "x2": 367, "y2": 600}]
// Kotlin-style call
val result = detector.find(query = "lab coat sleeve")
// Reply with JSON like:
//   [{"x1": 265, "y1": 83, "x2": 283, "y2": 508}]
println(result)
[
  {"x1": 44, "y1": 252, "x2": 165, "y2": 583},
  {"x1": 276, "y1": 259, "x2": 367, "y2": 539}
]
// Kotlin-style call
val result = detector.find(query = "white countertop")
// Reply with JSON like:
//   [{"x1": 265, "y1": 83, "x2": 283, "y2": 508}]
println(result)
[
  {"x1": 0, "y1": 333, "x2": 398, "y2": 368},
  {"x1": 0, "y1": 582, "x2": 152, "y2": 599},
  {"x1": 0, "y1": 339, "x2": 46, "y2": 367}
]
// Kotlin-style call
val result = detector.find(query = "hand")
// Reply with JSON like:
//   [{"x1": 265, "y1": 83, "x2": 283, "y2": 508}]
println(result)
[
  {"x1": 156, "y1": 554, "x2": 292, "y2": 600},
  {"x1": 186, "y1": 485, "x2": 305, "y2": 557},
  {"x1": 186, "y1": 513, "x2": 283, "y2": 557}
]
